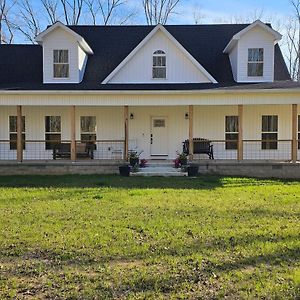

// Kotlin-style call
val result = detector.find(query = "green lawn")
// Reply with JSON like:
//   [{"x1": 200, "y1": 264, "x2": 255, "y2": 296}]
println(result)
[{"x1": 0, "y1": 175, "x2": 299, "y2": 299}]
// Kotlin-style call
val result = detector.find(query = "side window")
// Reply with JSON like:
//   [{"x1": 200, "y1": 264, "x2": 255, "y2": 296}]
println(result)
[
  {"x1": 9, "y1": 116, "x2": 25, "y2": 150},
  {"x1": 225, "y1": 116, "x2": 238, "y2": 150},
  {"x1": 262, "y1": 115, "x2": 278, "y2": 150},
  {"x1": 45, "y1": 116, "x2": 61, "y2": 150}
]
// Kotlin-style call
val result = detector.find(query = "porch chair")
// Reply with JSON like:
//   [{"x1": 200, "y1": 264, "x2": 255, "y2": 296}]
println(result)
[{"x1": 183, "y1": 138, "x2": 214, "y2": 159}]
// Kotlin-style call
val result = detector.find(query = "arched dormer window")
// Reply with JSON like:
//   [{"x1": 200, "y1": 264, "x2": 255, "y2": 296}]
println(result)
[{"x1": 152, "y1": 50, "x2": 166, "y2": 79}]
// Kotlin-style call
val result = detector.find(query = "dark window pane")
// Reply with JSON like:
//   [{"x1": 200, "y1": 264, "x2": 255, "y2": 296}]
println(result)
[
  {"x1": 153, "y1": 50, "x2": 165, "y2": 55},
  {"x1": 53, "y1": 64, "x2": 69, "y2": 78},
  {"x1": 9, "y1": 133, "x2": 25, "y2": 150},
  {"x1": 81, "y1": 134, "x2": 96, "y2": 143},
  {"x1": 45, "y1": 116, "x2": 61, "y2": 133},
  {"x1": 81, "y1": 116, "x2": 96, "y2": 133},
  {"x1": 262, "y1": 115, "x2": 278, "y2": 132},
  {"x1": 45, "y1": 133, "x2": 61, "y2": 150},
  {"x1": 225, "y1": 133, "x2": 238, "y2": 150},
  {"x1": 9, "y1": 116, "x2": 25, "y2": 132},
  {"x1": 248, "y1": 63, "x2": 263, "y2": 76},
  {"x1": 298, "y1": 115, "x2": 300, "y2": 132},
  {"x1": 262, "y1": 133, "x2": 278, "y2": 150},
  {"x1": 298, "y1": 132, "x2": 300, "y2": 150},
  {"x1": 53, "y1": 50, "x2": 68, "y2": 63},
  {"x1": 153, "y1": 67, "x2": 166, "y2": 79},
  {"x1": 248, "y1": 48, "x2": 263, "y2": 62},
  {"x1": 225, "y1": 116, "x2": 238, "y2": 132}
]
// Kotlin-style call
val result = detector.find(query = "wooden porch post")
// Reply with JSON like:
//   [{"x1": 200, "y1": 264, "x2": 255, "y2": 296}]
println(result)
[
  {"x1": 238, "y1": 105, "x2": 243, "y2": 161},
  {"x1": 292, "y1": 104, "x2": 298, "y2": 163},
  {"x1": 124, "y1": 106, "x2": 129, "y2": 160},
  {"x1": 16, "y1": 105, "x2": 23, "y2": 162},
  {"x1": 70, "y1": 105, "x2": 76, "y2": 162},
  {"x1": 189, "y1": 105, "x2": 194, "y2": 160}
]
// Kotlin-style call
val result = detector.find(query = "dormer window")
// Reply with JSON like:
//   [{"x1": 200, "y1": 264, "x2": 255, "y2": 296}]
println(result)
[
  {"x1": 152, "y1": 50, "x2": 166, "y2": 79},
  {"x1": 248, "y1": 48, "x2": 264, "y2": 77},
  {"x1": 53, "y1": 50, "x2": 69, "y2": 78}
]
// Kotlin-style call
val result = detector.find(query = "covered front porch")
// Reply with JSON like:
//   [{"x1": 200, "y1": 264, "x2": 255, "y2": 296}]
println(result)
[{"x1": 0, "y1": 103, "x2": 299, "y2": 164}]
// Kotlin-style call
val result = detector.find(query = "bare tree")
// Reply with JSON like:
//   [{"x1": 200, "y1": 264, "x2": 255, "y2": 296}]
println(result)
[
  {"x1": 14, "y1": 0, "x2": 41, "y2": 43},
  {"x1": 84, "y1": 0, "x2": 134, "y2": 25},
  {"x1": 0, "y1": 0, "x2": 15, "y2": 44},
  {"x1": 142, "y1": 0, "x2": 180, "y2": 25},
  {"x1": 289, "y1": 0, "x2": 300, "y2": 81},
  {"x1": 60, "y1": 0, "x2": 84, "y2": 25},
  {"x1": 42, "y1": 0, "x2": 60, "y2": 24}
]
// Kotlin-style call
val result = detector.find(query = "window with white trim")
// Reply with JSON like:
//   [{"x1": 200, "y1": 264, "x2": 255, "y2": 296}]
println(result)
[
  {"x1": 53, "y1": 50, "x2": 69, "y2": 78},
  {"x1": 152, "y1": 50, "x2": 166, "y2": 79},
  {"x1": 81, "y1": 116, "x2": 96, "y2": 143},
  {"x1": 248, "y1": 48, "x2": 264, "y2": 77},
  {"x1": 225, "y1": 116, "x2": 238, "y2": 150},
  {"x1": 262, "y1": 115, "x2": 278, "y2": 150},
  {"x1": 9, "y1": 116, "x2": 25, "y2": 150},
  {"x1": 45, "y1": 116, "x2": 61, "y2": 150}
]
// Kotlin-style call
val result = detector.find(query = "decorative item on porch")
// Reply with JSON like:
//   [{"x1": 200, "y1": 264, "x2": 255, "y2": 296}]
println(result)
[
  {"x1": 187, "y1": 164, "x2": 199, "y2": 177},
  {"x1": 119, "y1": 164, "x2": 130, "y2": 176},
  {"x1": 128, "y1": 150, "x2": 143, "y2": 167},
  {"x1": 139, "y1": 159, "x2": 148, "y2": 168},
  {"x1": 174, "y1": 151, "x2": 188, "y2": 168}
]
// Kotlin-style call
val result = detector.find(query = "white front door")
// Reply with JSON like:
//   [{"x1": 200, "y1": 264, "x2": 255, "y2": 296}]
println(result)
[{"x1": 150, "y1": 117, "x2": 168, "y2": 157}]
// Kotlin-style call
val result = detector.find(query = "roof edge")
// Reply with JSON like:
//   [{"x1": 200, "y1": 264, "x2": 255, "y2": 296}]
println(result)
[{"x1": 35, "y1": 21, "x2": 94, "y2": 55}]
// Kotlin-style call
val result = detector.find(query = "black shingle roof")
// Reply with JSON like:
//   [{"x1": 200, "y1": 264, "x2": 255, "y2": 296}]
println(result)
[{"x1": 0, "y1": 24, "x2": 291, "y2": 90}]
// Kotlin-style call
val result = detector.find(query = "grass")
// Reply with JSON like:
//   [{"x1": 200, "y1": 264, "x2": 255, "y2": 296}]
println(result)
[{"x1": 0, "y1": 175, "x2": 299, "y2": 299}]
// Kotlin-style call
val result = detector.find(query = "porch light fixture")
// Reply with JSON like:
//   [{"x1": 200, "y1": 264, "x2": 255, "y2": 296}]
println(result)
[
  {"x1": 130, "y1": 113, "x2": 134, "y2": 120},
  {"x1": 185, "y1": 113, "x2": 189, "y2": 120}
]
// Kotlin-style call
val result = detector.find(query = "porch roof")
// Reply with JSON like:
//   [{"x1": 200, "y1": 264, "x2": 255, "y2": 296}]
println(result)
[{"x1": 0, "y1": 81, "x2": 299, "y2": 92}]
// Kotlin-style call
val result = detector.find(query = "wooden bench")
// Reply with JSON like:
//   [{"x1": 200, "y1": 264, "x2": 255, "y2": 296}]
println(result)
[
  {"x1": 53, "y1": 143, "x2": 94, "y2": 160},
  {"x1": 183, "y1": 138, "x2": 214, "y2": 159}
]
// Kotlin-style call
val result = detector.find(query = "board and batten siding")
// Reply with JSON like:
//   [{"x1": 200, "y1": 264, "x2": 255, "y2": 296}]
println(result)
[
  {"x1": 237, "y1": 26, "x2": 275, "y2": 82},
  {"x1": 108, "y1": 30, "x2": 212, "y2": 84},
  {"x1": 43, "y1": 28, "x2": 86, "y2": 84}
]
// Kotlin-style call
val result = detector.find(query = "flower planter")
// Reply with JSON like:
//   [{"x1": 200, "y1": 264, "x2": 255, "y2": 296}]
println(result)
[
  {"x1": 119, "y1": 164, "x2": 130, "y2": 176},
  {"x1": 187, "y1": 165, "x2": 199, "y2": 177}
]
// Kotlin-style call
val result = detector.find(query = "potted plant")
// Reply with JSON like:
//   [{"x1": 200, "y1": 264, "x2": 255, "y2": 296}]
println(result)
[
  {"x1": 139, "y1": 158, "x2": 148, "y2": 168},
  {"x1": 174, "y1": 151, "x2": 188, "y2": 168},
  {"x1": 129, "y1": 151, "x2": 140, "y2": 167},
  {"x1": 119, "y1": 164, "x2": 130, "y2": 176},
  {"x1": 187, "y1": 164, "x2": 199, "y2": 176}
]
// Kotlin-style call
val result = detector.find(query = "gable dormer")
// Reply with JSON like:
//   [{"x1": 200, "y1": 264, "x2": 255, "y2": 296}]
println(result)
[
  {"x1": 224, "y1": 20, "x2": 282, "y2": 83},
  {"x1": 102, "y1": 24, "x2": 217, "y2": 84},
  {"x1": 35, "y1": 22, "x2": 93, "y2": 84}
]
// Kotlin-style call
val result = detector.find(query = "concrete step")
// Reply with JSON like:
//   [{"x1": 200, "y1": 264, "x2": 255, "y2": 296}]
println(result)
[{"x1": 131, "y1": 166, "x2": 187, "y2": 177}]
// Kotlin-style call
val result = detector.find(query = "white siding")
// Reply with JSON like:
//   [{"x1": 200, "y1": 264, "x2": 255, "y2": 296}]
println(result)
[
  {"x1": 109, "y1": 30, "x2": 212, "y2": 84},
  {"x1": 1, "y1": 91, "x2": 300, "y2": 107},
  {"x1": 0, "y1": 105, "x2": 296, "y2": 161},
  {"x1": 43, "y1": 28, "x2": 81, "y2": 84},
  {"x1": 229, "y1": 44, "x2": 238, "y2": 82},
  {"x1": 129, "y1": 106, "x2": 188, "y2": 158},
  {"x1": 78, "y1": 46, "x2": 88, "y2": 82},
  {"x1": 237, "y1": 26, "x2": 275, "y2": 82}
]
